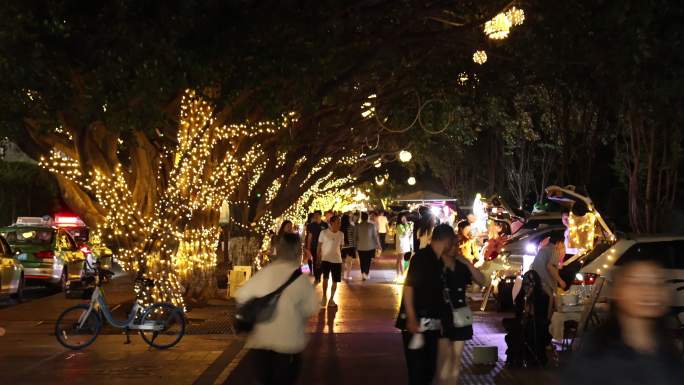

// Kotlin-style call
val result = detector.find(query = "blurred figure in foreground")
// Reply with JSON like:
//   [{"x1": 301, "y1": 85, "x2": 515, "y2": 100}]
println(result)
[
  {"x1": 236, "y1": 234, "x2": 318, "y2": 385},
  {"x1": 563, "y1": 258, "x2": 683, "y2": 385}
]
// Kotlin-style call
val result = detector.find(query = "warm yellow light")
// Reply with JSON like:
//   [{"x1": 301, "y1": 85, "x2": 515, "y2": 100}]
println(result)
[
  {"x1": 399, "y1": 150, "x2": 412, "y2": 163},
  {"x1": 484, "y1": 12, "x2": 511, "y2": 39},
  {"x1": 506, "y1": 7, "x2": 525, "y2": 26},
  {"x1": 407, "y1": 177, "x2": 416, "y2": 186},
  {"x1": 473, "y1": 50, "x2": 487, "y2": 65}
]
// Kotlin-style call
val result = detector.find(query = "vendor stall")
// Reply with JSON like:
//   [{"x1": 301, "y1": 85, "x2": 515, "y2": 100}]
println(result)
[{"x1": 394, "y1": 190, "x2": 462, "y2": 226}]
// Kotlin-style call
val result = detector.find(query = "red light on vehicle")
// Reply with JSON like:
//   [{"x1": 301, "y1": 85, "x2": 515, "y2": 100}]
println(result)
[
  {"x1": 54, "y1": 213, "x2": 84, "y2": 227},
  {"x1": 35, "y1": 250, "x2": 55, "y2": 261},
  {"x1": 584, "y1": 273, "x2": 597, "y2": 285},
  {"x1": 573, "y1": 272, "x2": 598, "y2": 285}
]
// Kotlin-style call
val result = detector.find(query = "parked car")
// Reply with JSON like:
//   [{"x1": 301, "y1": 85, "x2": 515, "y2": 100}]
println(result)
[
  {"x1": 0, "y1": 234, "x2": 24, "y2": 300},
  {"x1": 498, "y1": 225, "x2": 567, "y2": 276},
  {"x1": 0, "y1": 217, "x2": 86, "y2": 291},
  {"x1": 577, "y1": 235, "x2": 684, "y2": 314},
  {"x1": 53, "y1": 213, "x2": 113, "y2": 271}
]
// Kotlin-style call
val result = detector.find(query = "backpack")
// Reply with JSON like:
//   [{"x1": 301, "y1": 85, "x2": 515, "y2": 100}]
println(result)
[{"x1": 233, "y1": 268, "x2": 302, "y2": 333}]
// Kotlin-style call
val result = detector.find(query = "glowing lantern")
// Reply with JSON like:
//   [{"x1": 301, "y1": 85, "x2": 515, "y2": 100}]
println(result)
[
  {"x1": 473, "y1": 50, "x2": 487, "y2": 65},
  {"x1": 399, "y1": 150, "x2": 412, "y2": 163}
]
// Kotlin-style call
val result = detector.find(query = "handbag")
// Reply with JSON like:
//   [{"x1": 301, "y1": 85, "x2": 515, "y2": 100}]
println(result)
[
  {"x1": 234, "y1": 268, "x2": 302, "y2": 333},
  {"x1": 441, "y1": 267, "x2": 473, "y2": 328}
]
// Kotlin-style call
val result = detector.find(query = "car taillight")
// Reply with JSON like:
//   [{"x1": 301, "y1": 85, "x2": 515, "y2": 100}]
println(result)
[
  {"x1": 584, "y1": 273, "x2": 598, "y2": 285},
  {"x1": 574, "y1": 273, "x2": 598, "y2": 285},
  {"x1": 35, "y1": 250, "x2": 55, "y2": 261}
]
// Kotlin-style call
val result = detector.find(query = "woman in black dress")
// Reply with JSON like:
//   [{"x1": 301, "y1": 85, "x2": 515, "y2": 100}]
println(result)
[{"x1": 435, "y1": 240, "x2": 486, "y2": 385}]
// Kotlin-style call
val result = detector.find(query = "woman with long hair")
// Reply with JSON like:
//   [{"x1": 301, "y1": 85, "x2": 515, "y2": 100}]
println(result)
[
  {"x1": 435, "y1": 239, "x2": 486, "y2": 385},
  {"x1": 394, "y1": 212, "x2": 413, "y2": 281},
  {"x1": 270, "y1": 220, "x2": 294, "y2": 259},
  {"x1": 563, "y1": 257, "x2": 683, "y2": 385},
  {"x1": 416, "y1": 214, "x2": 436, "y2": 250},
  {"x1": 278, "y1": 220, "x2": 293, "y2": 237}
]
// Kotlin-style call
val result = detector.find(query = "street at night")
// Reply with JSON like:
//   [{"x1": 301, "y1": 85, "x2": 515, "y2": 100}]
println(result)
[{"x1": 1, "y1": 1, "x2": 684, "y2": 385}]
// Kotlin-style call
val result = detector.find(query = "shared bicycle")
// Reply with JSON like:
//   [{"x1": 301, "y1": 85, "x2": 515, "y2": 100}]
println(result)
[{"x1": 54, "y1": 266, "x2": 186, "y2": 350}]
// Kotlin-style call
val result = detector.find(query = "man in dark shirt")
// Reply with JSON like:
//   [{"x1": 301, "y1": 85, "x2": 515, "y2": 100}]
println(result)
[
  {"x1": 397, "y1": 224, "x2": 456, "y2": 385},
  {"x1": 306, "y1": 210, "x2": 327, "y2": 284}
]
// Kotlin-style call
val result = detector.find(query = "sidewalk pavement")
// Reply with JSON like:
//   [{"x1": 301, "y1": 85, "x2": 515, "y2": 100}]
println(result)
[
  {"x1": 0, "y1": 271, "x2": 244, "y2": 385},
  {"x1": 220, "y1": 254, "x2": 561, "y2": 385},
  {"x1": 0, "y1": 255, "x2": 562, "y2": 385}
]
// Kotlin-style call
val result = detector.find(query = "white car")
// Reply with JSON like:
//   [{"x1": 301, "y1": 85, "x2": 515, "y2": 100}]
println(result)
[
  {"x1": 577, "y1": 235, "x2": 684, "y2": 313},
  {"x1": 0, "y1": 234, "x2": 25, "y2": 300}
]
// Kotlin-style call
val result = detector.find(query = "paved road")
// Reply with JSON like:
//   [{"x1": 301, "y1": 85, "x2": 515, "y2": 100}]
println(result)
[
  {"x1": 0, "y1": 272, "x2": 240, "y2": 385},
  {"x1": 0, "y1": 254, "x2": 560, "y2": 385},
  {"x1": 0, "y1": 285, "x2": 57, "y2": 310},
  {"x1": 223, "y1": 255, "x2": 560, "y2": 385}
]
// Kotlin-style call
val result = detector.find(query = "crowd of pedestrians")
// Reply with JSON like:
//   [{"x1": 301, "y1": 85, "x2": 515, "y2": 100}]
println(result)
[{"x1": 236, "y1": 203, "x2": 682, "y2": 385}]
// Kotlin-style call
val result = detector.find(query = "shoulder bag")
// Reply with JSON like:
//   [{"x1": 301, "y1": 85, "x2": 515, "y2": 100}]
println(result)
[{"x1": 234, "y1": 268, "x2": 302, "y2": 333}]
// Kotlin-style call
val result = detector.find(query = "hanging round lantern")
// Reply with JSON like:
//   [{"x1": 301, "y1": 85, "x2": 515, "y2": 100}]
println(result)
[{"x1": 399, "y1": 150, "x2": 412, "y2": 163}]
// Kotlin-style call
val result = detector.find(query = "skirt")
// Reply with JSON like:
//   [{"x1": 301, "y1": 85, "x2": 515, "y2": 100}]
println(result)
[{"x1": 442, "y1": 323, "x2": 473, "y2": 341}]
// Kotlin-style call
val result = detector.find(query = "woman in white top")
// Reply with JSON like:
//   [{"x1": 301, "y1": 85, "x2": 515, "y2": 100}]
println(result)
[
  {"x1": 236, "y1": 233, "x2": 318, "y2": 385},
  {"x1": 394, "y1": 213, "x2": 413, "y2": 280}
]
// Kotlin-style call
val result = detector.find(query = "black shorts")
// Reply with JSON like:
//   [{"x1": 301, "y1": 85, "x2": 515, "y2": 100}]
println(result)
[
  {"x1": 342, "y1": 247, "x2": 356, "y2": 259},
  {"x1": 321, "y1": 261, "x2": 342, "y2": 282}
]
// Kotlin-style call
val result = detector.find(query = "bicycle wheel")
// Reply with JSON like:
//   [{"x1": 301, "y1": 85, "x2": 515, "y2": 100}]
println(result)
[
  {"x1": 138, "y1": 303, "x2": 185, "y2": 349},
  {"x1": 55, "y1": 304, "x2": 102, "y2": 350}
]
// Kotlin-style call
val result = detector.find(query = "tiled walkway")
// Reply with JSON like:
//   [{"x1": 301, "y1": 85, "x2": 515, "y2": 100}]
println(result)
[{"x1": 223, "y1": 255, "x2": 560, "y2": 385}]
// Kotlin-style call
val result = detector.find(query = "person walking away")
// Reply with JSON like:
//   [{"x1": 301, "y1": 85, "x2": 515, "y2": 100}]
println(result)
[
  {"x1": 235, "y1": 233, "x2": 318, "y2": 385},
  {"x1": 304, "y1": 213, "x2": 315, "y2": 276},
  {"x1": 435, "y1": 241, "x2": 486, "y2": 385},
  {"x1": 395, "y1": 213, "x2": 413, "y2": 282},
  {"x1": 529, "y1": 233, "x2": 566, "y2": 319},
  {"x1": 354, "y1": 212, "x2": 381, "y2": 281},
  {"x1": 395, "y1": 224, "x2": 457, "y2": 385},
  {"x1": 340, "y1": 213, "x2": 356, "y2": 281},
  {"x1": 317, "y1": 215, "x2": 344, "y2": 308},
  {"x1": 376, "y1": 210, "x2": 389, "y2": 251},
  {"x1": 305, "y1": 211, "x2": 327, "y2": 284},
  {"x1": 563, "y1": 257, "x2": 683, "y2": 385}
]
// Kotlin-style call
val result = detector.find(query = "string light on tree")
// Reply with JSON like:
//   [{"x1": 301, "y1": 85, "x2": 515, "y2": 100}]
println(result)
[
  {"x1": 38, "y1": 89, "x2": 292, "y2": 309},
  {"x1": 483, "y1": 7, "x2": 525, "y2": 40},
  {"x1": 360, "y1": 94, "x2": 376, "y2": 119},
  {"x1": 484, "y1": 12, "x2": 512, "y2": 39},
  {"x1": 506, "y1": 7, "x2": 525, "y2": 26}
]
